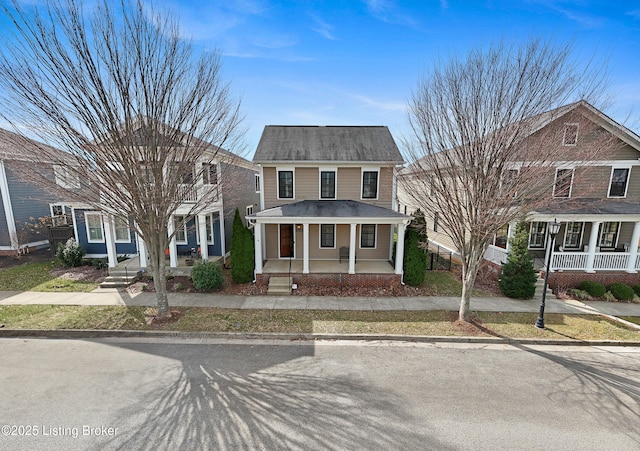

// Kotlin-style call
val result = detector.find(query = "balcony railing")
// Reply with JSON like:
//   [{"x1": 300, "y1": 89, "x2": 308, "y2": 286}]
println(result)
[{"x1": 484, "y1": 245, "x2": 508, "y2": 265}]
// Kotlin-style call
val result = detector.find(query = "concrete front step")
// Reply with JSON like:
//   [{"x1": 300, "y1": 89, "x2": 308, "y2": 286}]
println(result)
[
  {"x1": 268, "y1": 276, "x2": 293, "y2": 296},
  {"x1": 99, "y1": 275, "x2": 138, "y2": 288}
]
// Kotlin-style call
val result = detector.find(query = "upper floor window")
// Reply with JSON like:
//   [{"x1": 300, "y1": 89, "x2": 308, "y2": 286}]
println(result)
[
  {"x1": 528, "y1": 221, "x2": 547, "y2": 249},
  {"x1": 278, "y1": 170, "x2": 294, "y2": 199},
  {"x1": 85, "y1": 212, "x2": 104, "y2": 243},
  {"x1": 320, "y1": 171, "x2": 336, "y2": 199},
  {"x1": 202, "y1": 163, "x2": 217, "y2": 185},
  {"x1": 362, "y1": 171, "x2": 378, "y2": 199},
  {"x1": 433, "y1": 212, "x2": 440, "y2": 232},
  {"x1": 176, "y1": 163, "x2": 194, "y2": 185},
  {"x1": 53, "y1": 165, "x2": 80, "y2": 189},
  {"x1": 255, "y1": 174, "x2": 261, "y2": 193},
  {"x1": 608, "y1": 168, "x2": 629, "y2": 197},
  {"x1": 563, "y1": 123, "x2": 578, "y2": 146},
  {"x1": 553, "y1": 168, "x2": 573, "y2": 198}
]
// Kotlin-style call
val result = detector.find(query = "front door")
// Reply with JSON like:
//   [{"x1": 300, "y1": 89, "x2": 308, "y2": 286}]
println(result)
[{"x1": 280, "y1": 224, "x2": 294, "y2": 258}]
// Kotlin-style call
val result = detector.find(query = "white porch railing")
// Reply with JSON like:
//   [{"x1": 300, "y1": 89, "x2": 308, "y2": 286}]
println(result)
[
  {"x1": 177, "y1": 184, "x2": 198, "y2": 203},
  {"x1": 484, "y1": 245, "x2": 508, "y2": 265},
  {"x1": 550, "y1": 251, "x2": 638, "y2": 271}
]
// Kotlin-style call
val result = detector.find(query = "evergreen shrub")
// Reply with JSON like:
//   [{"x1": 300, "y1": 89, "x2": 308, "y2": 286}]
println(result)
[
  {"x1": 499, "y1": 223, "x2": 537, "y2": 299},
  {"x1": 577, "y1": 281, "x2": 606, "y2": 297},
  {"x1": 191, "y1": 261, "x2": 224, "y2": 290},
  {"x1": 605, "y1": 282, "x2": 634, "y2": 301}
]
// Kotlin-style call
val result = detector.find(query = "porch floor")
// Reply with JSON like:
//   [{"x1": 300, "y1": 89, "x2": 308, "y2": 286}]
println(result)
[
  {"x1": 111, "y1": 255, "x2": 224, "y2": 277},
  {"x1": 262, "y1": 259, "x2": 395, "y2": 274}
]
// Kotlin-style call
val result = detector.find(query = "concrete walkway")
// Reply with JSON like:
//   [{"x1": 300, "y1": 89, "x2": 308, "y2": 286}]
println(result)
[{"x1": 1, "y1": 289, "x2": 640, "y2": 317}]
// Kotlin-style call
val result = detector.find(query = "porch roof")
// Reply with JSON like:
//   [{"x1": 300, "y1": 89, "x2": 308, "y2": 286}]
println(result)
[
  {"x1": 530, "y1": 198, "x2": 640, "y2": 221},
  {"x1": 249, "y1": 200, "x2": 412, "y2": 224}
]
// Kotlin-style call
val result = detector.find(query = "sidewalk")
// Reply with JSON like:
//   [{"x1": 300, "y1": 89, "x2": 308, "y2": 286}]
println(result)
[{"x1": 1, "y1": 289, "x2": 640, "y2": 318}]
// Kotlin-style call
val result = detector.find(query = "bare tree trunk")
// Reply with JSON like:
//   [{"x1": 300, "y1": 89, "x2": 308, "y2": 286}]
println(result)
[{"x1": 459, "y1": 254, "x2": 481, "y2": 322}]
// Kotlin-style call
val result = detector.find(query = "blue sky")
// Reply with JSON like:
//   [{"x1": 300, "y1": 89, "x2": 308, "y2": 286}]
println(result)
[{"x1": 3, "y1": 1, "x2": 640, "y2": 158}]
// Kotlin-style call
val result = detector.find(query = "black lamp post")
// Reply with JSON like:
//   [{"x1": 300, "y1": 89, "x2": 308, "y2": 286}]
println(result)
[{"x1": 535, "y1": 219, "x2": 561, "y2": 329}]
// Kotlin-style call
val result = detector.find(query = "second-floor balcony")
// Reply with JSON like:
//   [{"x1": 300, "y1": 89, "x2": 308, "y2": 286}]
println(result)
[{"x1": 176, "y1": 184, "x2": 219, "y2": 204}]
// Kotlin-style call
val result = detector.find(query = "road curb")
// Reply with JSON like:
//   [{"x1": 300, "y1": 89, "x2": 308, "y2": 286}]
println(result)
[{"x1": 1, "y1": 328, "x2": 639, "y2": 346}]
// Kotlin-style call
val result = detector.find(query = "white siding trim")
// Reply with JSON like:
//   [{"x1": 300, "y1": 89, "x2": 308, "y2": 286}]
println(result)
[{"x1": 0, "y1": 161, "x2": 17, "y2": 249}]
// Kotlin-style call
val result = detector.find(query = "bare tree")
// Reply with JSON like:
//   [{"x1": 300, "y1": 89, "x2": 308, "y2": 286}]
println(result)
[
  {"x1": 400, "y1": 39, "x2": 611, "y2": 322},
  {"x1": 0, "y1": 0, "x2": 243, "y2": 317}
]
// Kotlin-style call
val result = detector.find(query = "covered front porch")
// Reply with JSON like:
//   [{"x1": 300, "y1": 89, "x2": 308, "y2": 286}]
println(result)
[{"x1": 263, "y1": 259, "x2": 395, "y2": 274}]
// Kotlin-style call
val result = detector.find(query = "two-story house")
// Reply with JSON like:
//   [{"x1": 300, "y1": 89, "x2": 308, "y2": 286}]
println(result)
[
  {"x1": 399, "y1": 101, "x2": 640, "y2": 288},
  {"x1": 248, "y1": 125, "x2": 412, "y2": 289},
  {"x1": 49, "y1": 124, "x2": 259, "y2": 273},
  {"x1": 0, "y1": 127, "x2": 72, "y2": 255}
]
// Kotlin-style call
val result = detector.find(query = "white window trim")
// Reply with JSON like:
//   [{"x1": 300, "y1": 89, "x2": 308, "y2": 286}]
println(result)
[
  {"x1": 361, "y1": 168, "x2": 380, "y2": 200},
  {"x1": 255, "y1": 174, "x2": 261, "y2": 193},
  {"x1": 173, "y1": 215, "x2": 188, "y2": 245},
  {"x1": 53, "y1": 165, "x2": 80, "y2": 189},
  {"x1": 359, "y1": 224, "x2": 377, "y2": 249},
  {"x1": 528, "y1": 221, "x2": 547, "y2": 249},
  {"x1": 562, "y1": 221, "x2": 584, "y2": 249},
  {"x1": 563, "y1": 123, "x2": 579, "y2": 146},
  {"x1": 246, "y1": 206, "x2": 254, "y2": 229},
  {"x1": 319, "y1": 168, "x2": 337, "y2": 200},
  {"x1": 276, "y1": 167, "x2": 295, "y2": 200},
  {"x1": 195, "y1": 214, "x2": 215, "y2": 245},
  {"x1": 85, "y1": 212, "x2": 105, "y2": 243},
  {"x1": 552, "y1": 168, "x2": 574, "y2": 198},
  {"x1": 607, "y1": 166, "x2": 631, "y2": 198},
  {"x1": 319, "y1": 224, "x2": 336, "y2": 249},
  {"x1": 599, "y1": 222, "x2": 620, "y2": 249},
  {"x1": 202, "y1": 162, "x2": 218, "y2": 185},
  {"x1": 113, "y1": 216, "x2": 131, "y2": 243}
]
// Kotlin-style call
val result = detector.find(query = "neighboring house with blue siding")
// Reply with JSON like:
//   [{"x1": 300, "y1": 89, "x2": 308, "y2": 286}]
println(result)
[
  {"x1": 0, "y1": 128, "x2": 73, "y2": 255},
  {"x1": 50, "y1": 140, "x2": 259, "y2": 269}
]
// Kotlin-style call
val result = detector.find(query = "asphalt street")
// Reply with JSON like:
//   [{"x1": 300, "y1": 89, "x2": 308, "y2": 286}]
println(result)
[{"x1": 1, "y1": 338, "x2": 639, "y2": 450}]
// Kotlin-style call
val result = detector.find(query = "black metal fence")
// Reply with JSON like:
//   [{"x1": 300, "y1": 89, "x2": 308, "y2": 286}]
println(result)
[{"x1": 426, "y1": 245, "x2": 452, "y2": 271}]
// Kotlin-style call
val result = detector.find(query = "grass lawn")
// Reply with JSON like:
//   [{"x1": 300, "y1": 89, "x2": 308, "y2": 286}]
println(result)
[
  {"x1": 0, "y1": 305, "x2": 638, "y2": 341},
  {"x1": 0, "y1": 261, "x2": 100, "y2": 292}
]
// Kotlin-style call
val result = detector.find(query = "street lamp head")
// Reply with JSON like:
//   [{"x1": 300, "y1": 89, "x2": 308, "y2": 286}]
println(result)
[{"x1": 548, "y1": 219, "x2": 561, "y2": 237}]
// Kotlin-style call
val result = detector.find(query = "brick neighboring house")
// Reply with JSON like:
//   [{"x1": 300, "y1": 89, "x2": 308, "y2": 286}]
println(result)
[
  {"x1": 248, "y1": 125, "x2": 412, "y2": 289},
  {"x1": 398, "y1": 101, "x2": 640, "y2": 288}
]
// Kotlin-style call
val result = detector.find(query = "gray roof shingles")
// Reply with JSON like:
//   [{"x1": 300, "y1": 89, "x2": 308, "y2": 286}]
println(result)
[{"x1": 253, "y1": 126, "x2": 404, "y2": 163}]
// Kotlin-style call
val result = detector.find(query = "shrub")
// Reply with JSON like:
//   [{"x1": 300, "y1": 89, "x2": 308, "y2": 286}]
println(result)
[
  {"x1": 577, "y1": 281, "x2": 606, "y2": 297},
  {"x1": 606, "y1": 282, "x2": 635, "y2": 301},
  {"x1": 191, "y1": 261, "x2": 224, "y2": 291},
  {"x1": 633, "y1": 285, "x2": 640, "y2": 297},
  {"x1": 499, "y1": 223, "x2": 537, "y2": 299},
  {"x1": 603, "y1": 291, "x2": 616, "y2": 302},
  {"x1": 566, "y1": 288, "x2": 593, "y2": 301},
  {"x1": 403, "y1": 228, "x2": 426, "y2": 286},
  {"x1": 230, "y1": 208, "x2": 255, "y2": 284},
  {"x1": 56, "y1": 238, "x2": 84, "y2": 267}
]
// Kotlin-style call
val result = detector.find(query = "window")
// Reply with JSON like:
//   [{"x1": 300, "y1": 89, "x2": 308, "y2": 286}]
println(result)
[
  {"x1": 528, "y1": 222, "x2": 547, "y2": 249},
  {"x1": 599, "y1": 222, "x2": 619, "y2": 248},
  {"x1": 278, "y1": 170, "x2": 294, "y2": 199},
  {"x1": 433, "y1": 212, "x2": 439, "y2": 232},
  {"x1": 501, "y1": 169, "x2": 519, "y2": 196},
  {"x1": 553, "y1": 168, "x2": 573, "y2": 198},
  {"x1": 360, "y1": 224, "x2": 376, "y2": 248},
  {"x1": 320, "y1": 171, "x2": 336, "y2": 199},
  {"x1": 173, "y1": 215, "x2": 187, "y2": 244},
  {"x1": 114, "y1": 217, "x2": 130, "y2": 242},
  {"x1": 608, "y1": 168, "x2": 630, "y2": 197},
  {"x1": 563, "y1": 123, "x2": 578, "y2": 146},
  {"x1": 362, "y1": 171, "x2": 378, "y2": 199},
  {"x1": 177, "y1": 164, "x2": 194, "y2": 184},
  {"x1": 493, "y1": 224, "x2": 509, "y2": 249},
  {"x1": 255, "y1": 174, "x2": 261, "y2": 193},
  {"x1": 85, "y1": 212, "x2": 104, "y2": 242},
  {"x1": 196, "y1": 214, "x2": 214, "y2": 244},
  {"x1": 563, "y1": 222, "x2": 583, "y2": 249},
  {"x1": 202, "y1": 163, "x2": 217, "y2": 185},
  {"x1": 246, "y1": 206, "x2": 254, "y2": 228},
  {"x1": 320, "y1": 224, "x2": 335, "y2": 248},
  {"x1": 53, "y1": 165, "x2": 80, "y2": 189},
  {"x1": 52, "y1": 205, "x2": 63, "y2": 216}
]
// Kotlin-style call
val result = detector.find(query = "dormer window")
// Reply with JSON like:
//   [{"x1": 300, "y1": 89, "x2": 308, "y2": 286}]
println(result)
[
  {"x1": 563, "y1": 123, "x2": 578, "y2": 146},
  {"x1": 608, "y1": 167, "x2": 629, "y2": 198}
]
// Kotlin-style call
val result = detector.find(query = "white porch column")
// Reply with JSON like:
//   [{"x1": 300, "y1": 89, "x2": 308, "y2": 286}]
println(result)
[
  {"x1": 254, "y1": 222, "x2": 263, "y2": 274},
  {"x1": 136, "y1": 231, "x2": 148, "y2": 268},
  {"x1": 585, "y1": 221, "x2": 600, "y2": 273},
  {"x1": 219, "y1": 210, "x2": 227, "y2": 264},
  {"x1": 103, "y1": 215, "x2": 118, "y2": 268},
  {"x1": 303, "y1": 223, "x2": 309, "y2": 274},
  {"x1": 395, "y1": 223, "x2": 406, "y2": 275},
  {"x1": 505, "y1": 222, "x2": 516, "y2": 253},
  {"x1": 197, "y1": 214, "x2": 209, "y2": 261},
  {"x1": 626, "y1": 221, "x2": 640, "y2": 273},
  {"x1": 349, "y1": 223, "x2": 357, "y2": 274},
  {"x1": 167, "y1": 217, "x2": 178, "y2": 268}
]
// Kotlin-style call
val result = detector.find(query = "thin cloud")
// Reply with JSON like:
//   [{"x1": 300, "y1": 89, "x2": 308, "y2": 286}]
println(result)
[
  {"x1": 309, "y1": 14, "x2": 337, "y2": 41},
  {"x1": 361, "y1": 0, "x2": 419, "y2": 27}
]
